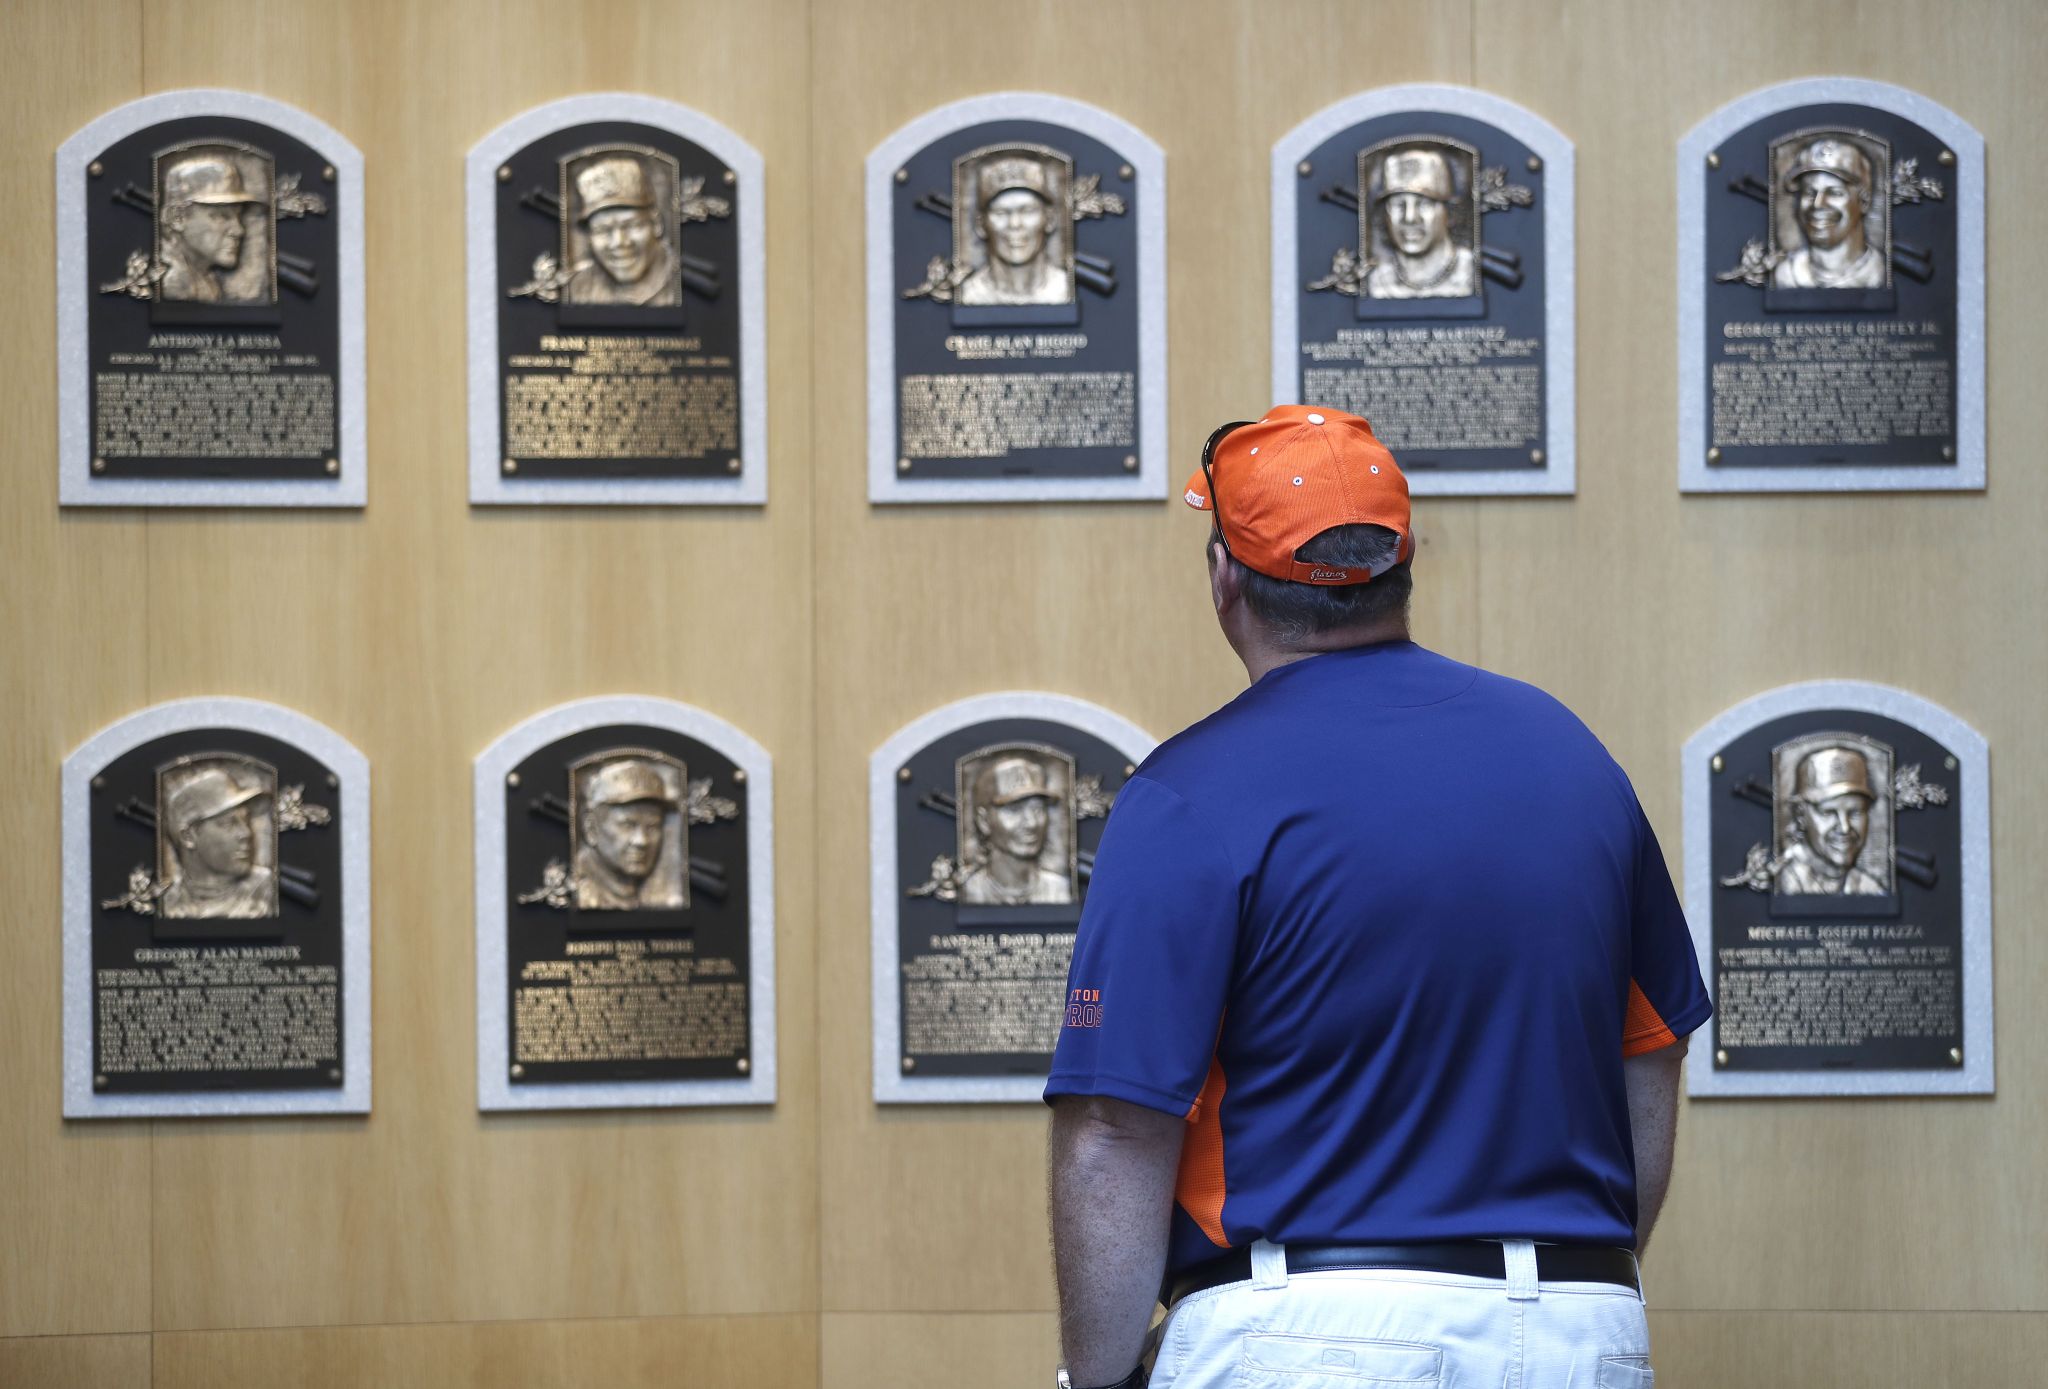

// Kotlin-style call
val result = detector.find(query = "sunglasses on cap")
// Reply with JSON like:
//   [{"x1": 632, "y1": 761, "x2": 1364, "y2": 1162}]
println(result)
[{"x1": 1200, "y1": 419, "x2": 1254, "y2": 560}]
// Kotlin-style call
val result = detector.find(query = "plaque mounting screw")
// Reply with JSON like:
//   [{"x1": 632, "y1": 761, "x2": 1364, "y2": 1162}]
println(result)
[
  {"x1": 91, "y1": 458, "x2": 106, "y2": 474},
  {"x1": 92, "y1": 775, "x2": 107, "y2": 791},
  {"x1": 1123, "y1": 455, "x2": 1138, "y2": 472},
  {"x1": 726, "y1": 457, "x2": 741, "y2": 474},
  {"x1": 901, "y1": 1057, "x2": 916, "y2": 1073},
  {"x1": 722, "y1": 169, "x2": 736, "y2": 186},
  {"x1": 1123, "y1": 764, "x2": 1137, "y2": 778},
  {"x1": 1530, "y1": 449, "x2": 1545, "y2": 465},
  {"x1": 506, "y1": 772, "x2": 522, "y2": 789},
  {"x1": 1706, "y1": 447, "x2": 1722, "y2": 463},
  {"x1": 502, "y1": 458, "x2": 518, "y2": 475},
  {"x1": 1939, "y1": 150, "x2": 1955, "y2": 167},
  {"x1": 327, "y1": 1067, "x2": 342, "y2": 1081},
  {"x1": 1941, "y1": 445, "x2": 1955, "y2": 461},
  {"x1": 498, "y1": 165, "x2": 512, "y2": 182},
  {"x1": 1706, "y1": 152, "x2": 1721, "y2": 169},
  {"x1": 326, "y1": 773, "x2": 339, "y2": 788},
  {"x1": 1710, "y1": 755, "x2": 1725, "y2": 773},
  {"x1": 1119, "y1": 164, "x2": 1134, "y2": 181},
  {"x1": 736, "y1": 1057, "x2": 750, "y2": 1074},
  {"x1": 897, "y1": 457, "x2": 911, "y2": 474},
  {"x1": 1950, "y1": 1048, "x2": 1963, "y2": 1064},
  {"x1": 324, "y1": 458, "x2": 339, "y2": 475},
  {"x1": 1526, "y1": 156, "x2": 1542, "y2": 173},
  {"x1": 731, "y1": 768, "x2": 747, "y2": 784},
  {"x1": 1714, "y1": 1050, "x2": 1728, "y2": 1066},
  {"x1": 894, "y1": 168, "x2": 908, "y2": 184},
  {"x1": 94, "y1": 1074, "x2": 108, "y2": 1089},
  {"x1": 510, "y1": 1064, "x2": 524, "y2": 1078},
  {"x1": 1944, "y1": 756, "x2": 1957, "y2": 770},
  {"x1": 898, "y1": 766, "x2": 913, "y2": 783},
  {"x1": 1297, "y1": 161, "x2": 1313, "y2": 178},
  {"x1": 322, "y1": 165, "x2": 336, "y2": 181},
  {"x1": 88, "y1": 161, "x2": 104, "y2": 177}
]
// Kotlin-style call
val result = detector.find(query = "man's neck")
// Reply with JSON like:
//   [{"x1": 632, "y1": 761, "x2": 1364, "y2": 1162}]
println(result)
[{"x1": 1234, "y1": 621, "x2": 1411, "y2": 684}]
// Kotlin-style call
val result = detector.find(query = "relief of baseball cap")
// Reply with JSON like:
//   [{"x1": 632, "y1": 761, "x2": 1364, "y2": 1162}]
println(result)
[{"x1": 1182, "y1": 405, "x2": 1413, "y2": 586}]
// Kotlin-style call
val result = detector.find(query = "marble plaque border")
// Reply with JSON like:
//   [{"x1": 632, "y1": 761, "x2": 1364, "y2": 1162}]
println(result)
[
  {"x1": 1682, "y1": 680, "x2": 1992, "y2": 1097},
  {"x1": 1271, "y1": 84, "x2": 1577, "y2": 497},
  {"x1": 869, "y1": 692, "x2": 1156, "y2": 1103},
  {"x1": 56, "y1": 90, "x2": 368, "y2": 508},
  {"x1": 466, "y1": 95, "x2": 768, "y2": 506},
  {"x1": 865, "y1": 92, "x2": 1168, "y2": 504},
  {"x1": 1677, "y1": 78, "x2": 1985, "y2": 493},
  {"x1": 474, "y1": 696, "x2": 776, "y2": 1110},
  {"x1": 62, "y1": 698, "x2": 372, "y2": 1117}
]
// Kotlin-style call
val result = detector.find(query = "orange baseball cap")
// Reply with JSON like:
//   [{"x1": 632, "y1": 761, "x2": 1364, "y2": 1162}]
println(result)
[{"x1": 1182, "y1": 405, "x2": 1414, "y2": 586}]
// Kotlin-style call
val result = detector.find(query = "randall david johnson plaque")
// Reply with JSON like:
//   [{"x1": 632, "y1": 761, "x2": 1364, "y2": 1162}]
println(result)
[
  {"x1": 62, "y1": 698, "x2": 370, "y2": 1117},
  {"x1": 1684, "y1": 682, "x2": 1991, "y2": 1097},
  {"x1": 867, "y1": 93, "x2": 1165, "y2": 502},
  {"x1": 1679, "y1": 79, "x2": 1984, "y2": 491},
  {"x1": 468, "y1": 95, "x2": 765, "y2": 505},
  {"x1": 1273, "y1": 85, "x2": 1575, "y2": 495},
  {"x1": 871, "y1": 693, "x2": 1155, "y2": 1102},
  {"x1": 474, "y1": 697, "x2": 774, "y2": 1110},
  {"x1": 57, "y1": 90, "x2": 365, "y2": 506}
]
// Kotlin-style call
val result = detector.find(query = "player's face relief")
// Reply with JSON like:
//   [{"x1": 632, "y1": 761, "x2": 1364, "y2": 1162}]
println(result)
[
  {"x1": 982, "y1": 188, "x2": 1050, "y2": 267},
  {"x1": 1798, "y1": 791, "x2": 1872, "y2": 870},
  {"x1": 588, "y1": 205, "x2": 660, "y2": 284},
  {"x1": 981, "y1": 795, "x2": 1051, "y2": 860},
  {"x1": 1795, "y1": 171, "x2": 1861, "y2": 249},
  {"x1": 1385, "y1": 192, "x2": 1447, "y2": 255},
  {"x1": 186, "y1": 803, "x2": 258, "y2": 876},
  {"x1": 591, "y1": 800, "x2": 666, "y2": 878}
]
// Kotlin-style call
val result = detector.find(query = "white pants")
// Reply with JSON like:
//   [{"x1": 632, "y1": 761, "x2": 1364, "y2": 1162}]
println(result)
[{"x1": 1148, "y1": 1240, "x2": 1654, "y2": 1388}]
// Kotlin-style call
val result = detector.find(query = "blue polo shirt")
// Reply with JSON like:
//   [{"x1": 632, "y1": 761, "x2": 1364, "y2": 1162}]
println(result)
[{"x1": 1045, "y1": 641, "x2": 1710, "y2": 1276}]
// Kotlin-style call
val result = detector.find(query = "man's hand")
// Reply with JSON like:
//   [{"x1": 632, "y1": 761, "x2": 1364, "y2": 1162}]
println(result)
[
  {"x1": 1047, "y1": 1094, "x2": 1185, "y2": 1386},
  {"x1": 1623, "y1": 1036, "x2": 1687, "y2": 1257}
]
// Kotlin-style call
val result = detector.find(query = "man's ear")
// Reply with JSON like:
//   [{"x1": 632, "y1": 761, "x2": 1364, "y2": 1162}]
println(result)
[{"x1": 1208, "y1": 541, "x2": 1238, "y2": 615}]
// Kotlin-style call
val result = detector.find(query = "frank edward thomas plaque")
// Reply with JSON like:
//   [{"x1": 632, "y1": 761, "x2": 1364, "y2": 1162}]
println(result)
[
  {"x1": 475, "y1": 697, "x2": 775, "y2": 1110},
  {"x1": 63, "y1": 699, "x2": 371, "y2": 1118},
  {"x1": 1679, "y1": 79, "x2": 1984, "y2": 491},
  {"x1": 1683, "y1": 682, "x2": 1991, "y2": 1097},
  {"x1": 867, "y1": 93, "x2": 1166, "y2": 502},
  {"x1": 57, "y1": 90, "x2": 366, "y2": 506},
  {"x1": 468, "y1": 96, "x2": 766, "y2": 505},
  {"x1": 1273, "y1": 85, "x2": 1576, "y2": 495},
  {"x1": 871, "y1": 693, "x2": 1155, "y2": 1102}
]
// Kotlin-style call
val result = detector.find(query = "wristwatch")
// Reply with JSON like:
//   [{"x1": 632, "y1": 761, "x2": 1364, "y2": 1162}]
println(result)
[{"x1": 1057, "y1": 1366, "x2": 1145, "y2": 1389}]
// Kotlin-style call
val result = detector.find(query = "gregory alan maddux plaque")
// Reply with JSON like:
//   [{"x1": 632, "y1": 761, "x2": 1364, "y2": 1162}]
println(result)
[
  {"x1": 1273, "y1": 85, "x2": 1575, "y2": 495},
  {"x1": 871, "y1": 693, "x2": 1155, "y2": 1102},
  {"x1": 63, "y1": 698, "x2": 371, "y2": 1117},
  {"x1": 468, "y1": 95, "x2": 766, "y2": 505},
  {"x1": 1679, "y1": 78, "x2": 1984, "y2": 491},
  {"x1": 1684, "y1": 682, "x2": 1991, "y2": 1097},
  {"x1": 867, "y1": 93, "x2": 1166, "y2": 502},
  {"x1": 58, "y1": 90, "x2": 365, "y2": 506}
]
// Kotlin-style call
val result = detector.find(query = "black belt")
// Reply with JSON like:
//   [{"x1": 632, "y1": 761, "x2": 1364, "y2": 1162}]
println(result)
[{"x1": 1165, "y1": 1240, "x2": 1639, "y2": 1306}]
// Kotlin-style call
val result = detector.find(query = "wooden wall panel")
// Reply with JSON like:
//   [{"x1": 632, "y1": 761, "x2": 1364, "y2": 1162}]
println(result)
[
  {"x1": 153, "y1": 1312, "x2": 819, "y2": 1388},
  {"x1": 809, "y1": 0, "x2": 1480, "y2": 1315},
  {"x1": 131, "y1": 0, "x2": 820, "y2": 1333},
  {"x1": 0, "y1": 0, "x2": 154, "y2": 1342},
  {"x1": 1651, "y1": 1311, "x2": 2048, "y2": 1388},
  {"x1": 822, "y1": 1312, "x2": 1057, "y2": 1389},
  {"x1": 1472, "y1": 0, "x2": 2048, "y2": 1313},
  {"x1": 0, "y1": 1335, "x2": 152, "y2": 1389}
]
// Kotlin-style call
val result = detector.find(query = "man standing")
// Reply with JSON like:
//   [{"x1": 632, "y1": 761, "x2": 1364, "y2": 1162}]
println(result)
[
  {"x1": 1774, "y1": 745, "x2": 1887, "y2": 895},
  {"x1": 1366, "y1": 146, "x2": 1477, "y2": 300},
  {"x1": 1771, "y1": 136, "x2": 1886, "y2": 290},
  {"x1": 1045, "y1": 405, "x2": 1709, "y2": 1389}
]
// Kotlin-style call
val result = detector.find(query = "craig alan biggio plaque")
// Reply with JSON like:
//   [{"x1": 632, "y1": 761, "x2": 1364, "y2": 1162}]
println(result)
[
  {"x1": 866, "y1": 93, "x2": 1166, "y2": 502},
  {"x1": 1273, "y1": 85, "x2": 1575, "y2": 495},
  {"x1": 57, "y1": 90, "x2": 366, "y2": 507},
  {"x1": 467, "y1": 95, "x2": 766, "y2": 505},
  {"x1": 1683, "y1": 682, "x2": 1991, "y2": 1097},
  {"x1": 871, "y1": 693, "x2": 1155, "y2": 1102},
  {"x1": 475, "y1": 697, "x2": 774, "y2": 1109},
  {"x1": 1679, "y1": 79, "x2": 1985, "y2": 491},
  {"x1": 62, "y1": 699, "x2": 370, "y2": 1117}
]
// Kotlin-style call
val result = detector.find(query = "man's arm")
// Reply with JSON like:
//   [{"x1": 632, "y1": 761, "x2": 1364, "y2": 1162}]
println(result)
[
  {"x1": 1623, "y1": 1035, "x2": 1687, "y2": 1257},
  {"x1": 1047, "y1": 1094, "x2": 1185, "y2": 1387}
]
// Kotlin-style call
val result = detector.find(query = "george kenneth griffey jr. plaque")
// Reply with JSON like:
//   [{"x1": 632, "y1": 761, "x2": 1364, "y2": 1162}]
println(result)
[
  {"x1": 871, "y1": 693, "x2": 1155, "y2": 1102},
  {"x1": 63, "y1": 699, "x2": 370, "y2": 1117},
  {"x1": 468, "y1": 95, "x2": 766, "y2": 505},
  {"x1": 1273, "y1": 86, "x2": 1575, "y2": 495},
  {"x1": 475, "y1": 697, "x2": 774, "y2": 1109},
  {"x1": 1683, "y1": 682, "x2": 1991, "y2": 1097},
  {"x1": 57, "y1": 90, "x2": 366, "y2": 506},
  {"x1": 1679, "y1": 79, "x2": 1984, "y2": 491},
  {"x1": 867, "y1": 93, "x2": 1166, "y2": 502}
]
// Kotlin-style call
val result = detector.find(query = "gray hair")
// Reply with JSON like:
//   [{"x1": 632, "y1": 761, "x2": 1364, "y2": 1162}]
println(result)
[{"x1": 1215, "y1": 524, "x2": 1412, "y2": 643}]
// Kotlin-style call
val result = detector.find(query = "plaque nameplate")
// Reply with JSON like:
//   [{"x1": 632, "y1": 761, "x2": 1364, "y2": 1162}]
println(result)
[
  {"x1": 866, "y1": 94, "x2": 1166, "y2": 502},
  {"x1": 1678, "y1": 79, "x2": 1985, "y2": 491},
  {"x1": 1272, "y1": 85, "x2": 1576, "y2": 495},
  {"x1": 63, "y1": 699, "x2": 371, "y2": 1117},
  {"x1": 57, "y1": 89, "x2": 366, "y2": 507},
  {"x1": 1683, "y1": 682, "x2": 1991, "y2": 1097},
  {"x1": 467, "y1": 96, "x2": 766, "y2": 505},
  {"x1": 475, "y1": 697, "x2": 775, "y2": 1109},
  {"x1": 871, "y1": 693, "x2": 1155, "y2": 1102}
]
